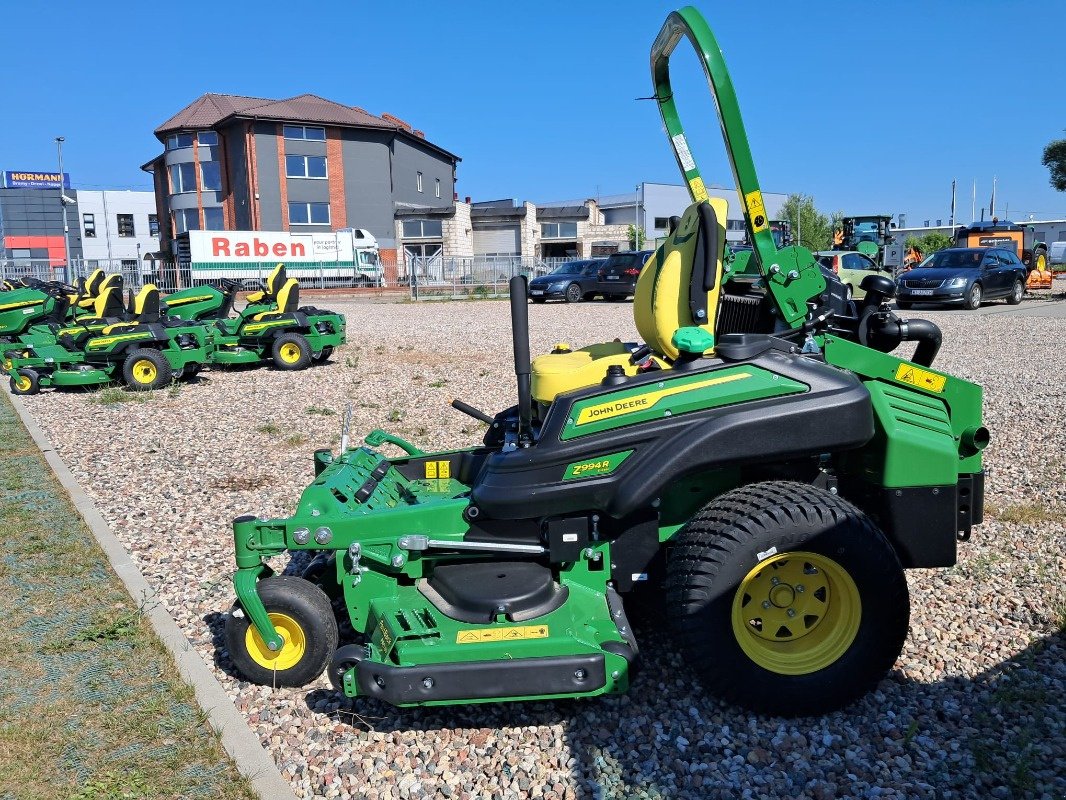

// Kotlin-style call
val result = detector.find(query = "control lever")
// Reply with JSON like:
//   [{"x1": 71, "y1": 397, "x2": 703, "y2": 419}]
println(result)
[{"x1": 451, "y1": 398, "x2": 495, "y2": 425}]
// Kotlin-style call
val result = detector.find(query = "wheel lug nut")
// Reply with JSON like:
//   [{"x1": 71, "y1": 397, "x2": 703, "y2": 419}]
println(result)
[
  {"x1": 762, "y1": 600, "x2": 771, "y2": 609},
  {"x1": 796, "y1": 584, "x2": 805, "y2": 593},
  {"x1": 787, "y1": 608, "x2": 796, "y2": 618},
  {"x1": 770, "y1": 577, "x2": 780, "y2": 586}
]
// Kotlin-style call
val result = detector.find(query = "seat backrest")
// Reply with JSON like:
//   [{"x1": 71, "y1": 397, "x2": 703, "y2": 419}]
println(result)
[
  {"x1": 82, "y1": 268, "x2": 105, "y2": 296},
  {"x1": 94, "y1": 285, "x2": 126, "y2": 318},
  {"x1": 275, "y1": 278, "x2": 299, "y2": 313},
  {"x1": 266, "y1": 263, "x2": 287, "y2": 297},
  {"x1": 132, "y1": 284, "x2": 161, "y2": 323},
  {"x1": 633, "y1": 198, "x2": 727, "y2": 360}
]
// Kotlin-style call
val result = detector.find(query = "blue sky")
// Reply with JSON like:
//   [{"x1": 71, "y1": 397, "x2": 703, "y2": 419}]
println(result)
[{"x1": 4, "y1": 1, "x2": 1063, "y2": 224}]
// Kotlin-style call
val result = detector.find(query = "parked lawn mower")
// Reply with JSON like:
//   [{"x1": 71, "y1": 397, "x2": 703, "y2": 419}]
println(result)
[
  {"x1": 222, "y1": 7, "x2": 986, "y2": 716},
  {"x1": 6, "y1": 283, "x2": 214, "y2": 394}
]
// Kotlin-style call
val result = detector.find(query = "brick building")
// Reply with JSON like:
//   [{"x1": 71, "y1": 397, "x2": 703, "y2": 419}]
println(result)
[{"x1": 142, "y1": 93, "x2": 460, "y2": 274}]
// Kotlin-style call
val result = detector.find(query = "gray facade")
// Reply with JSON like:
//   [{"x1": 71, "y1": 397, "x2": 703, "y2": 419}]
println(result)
[
  {"x1": 341, "y1": 130, "x2": 394, "y2": 247},
  {"x1": 0, "y1": 187, "x2": 83, "y2": 262}
]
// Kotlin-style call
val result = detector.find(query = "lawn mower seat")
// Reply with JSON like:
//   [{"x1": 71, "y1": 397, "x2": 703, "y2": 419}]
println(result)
[
  {"x1": 245, "y1": 264, "x2": 287, "y2": 304},
  {"x1": 88, "y1": 285, "x2": 126, "y2": 320},
  {"x1": 71, "y1": 268, "x2": 105, "y2": 304},
  {"x1": 102, "y1": 285, "x2": 163, "y2": 333},
  {"x1": 530, "y1": 198, "x2": 727, "y2": 404},
  {"x1": 251, "y1": 278, "x2": 299, "y2": 320}
]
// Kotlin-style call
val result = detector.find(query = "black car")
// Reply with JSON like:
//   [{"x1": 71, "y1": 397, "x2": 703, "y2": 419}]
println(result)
[
  {"x1": 528, "y1": 259, "x2": 605, "y2": 303},
  {"x1": 595, "y1": 250, "x2": 655, "y2": 300},
  {"x1": 895, "y1": 247, "x2": 1027, "y2": 310}
]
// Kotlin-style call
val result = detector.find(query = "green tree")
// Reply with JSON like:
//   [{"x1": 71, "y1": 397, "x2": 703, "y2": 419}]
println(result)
[
  {"x1": 778, "y1": 194, "x2": 835, "y2": 252},
  {"x1": 627, "y1": 224, "x2": 646, "y2": 249},
  {"x1": 1042, "y1": 136, "x2": 1066, "y2": 192},
  {"x1": 903, "y1": 231, "x2": 953, "y2": 256}
]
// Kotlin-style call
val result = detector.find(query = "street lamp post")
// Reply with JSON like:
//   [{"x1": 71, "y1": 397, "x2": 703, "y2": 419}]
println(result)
[{"x1": 55, "y1": 137, "x2": 72, "y2": 283}]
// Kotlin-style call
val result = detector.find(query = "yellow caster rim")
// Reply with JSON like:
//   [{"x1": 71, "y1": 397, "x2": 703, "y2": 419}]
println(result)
[
  {"x1": 244, "y1": 612, "x2": 307, "y2": 671},
  {"x1": 132, "y1": 359, "x2": 158, "y2": 384},
  {"x1": 279, "y1": 343, "x2": 302, "y2": 364},
  {"x1": 14, "y1": 375, "x2": 31, "y2": 392},
  {"x1": 731, "y1": 550, "x2": 861, "y2": 675}
]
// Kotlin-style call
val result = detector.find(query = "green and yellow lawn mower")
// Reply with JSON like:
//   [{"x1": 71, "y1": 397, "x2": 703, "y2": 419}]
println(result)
[
  {"x1": 200, "y1": 264, "x2": 347, "y2": 371},
  {"x1": 222, "y1": 7, "x2": 987, "y2": 716},
  {"x1": 6, "y1": 282, "x2": 214, "y2": 394}
]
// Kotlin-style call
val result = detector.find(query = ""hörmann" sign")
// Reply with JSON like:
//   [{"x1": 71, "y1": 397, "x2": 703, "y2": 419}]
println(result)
[{"x1": 4, "y1": 171, "x2": 71, "y2": 189}]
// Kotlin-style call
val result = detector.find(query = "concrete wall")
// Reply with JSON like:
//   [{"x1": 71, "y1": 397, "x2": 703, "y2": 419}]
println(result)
[
  {"x1": 341, "y1": 129, "x2": 396, "y2": 247},
  {"x1": 253, "y1": 122, "x2": 282, "y2": 230},
  {"x1": 76, "y1": 190, "x2": 159, "y2": 263},
  {"x1": 392, "y1": 136, "x2": 454, "y2": 208}
]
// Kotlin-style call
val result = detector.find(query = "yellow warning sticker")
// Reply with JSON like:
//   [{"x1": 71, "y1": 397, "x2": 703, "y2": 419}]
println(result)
[
  {"x1": 424, "y1": 460, "x2": 451, "y2": 479},
  {"x1": 894, "y1": 363, "x2": 947, "y2": 393},
  {"x1": 456, "y1": 625, "x2": 549, "y2": 644},
  {"x1": 689, "y1": 176, "x2": 708, "y2": 202},
  {"x1": 745, "y1": 190, "x2": 769, "y2": 232}
]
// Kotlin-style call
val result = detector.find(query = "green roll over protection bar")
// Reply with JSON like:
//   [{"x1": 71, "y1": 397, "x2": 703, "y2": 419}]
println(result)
[{"x1": 650, "y1": 7, "x2": 825, "y2": 326}]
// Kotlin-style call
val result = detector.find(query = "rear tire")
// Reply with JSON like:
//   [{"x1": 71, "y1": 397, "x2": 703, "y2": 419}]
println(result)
[
  {"x1": 122, "y1": 348, "x2": 172, "y2": 391},
  {"x1": 665, "y1": 481, "x2": 909, "y2": 716},
  {"x1": 564, "y1": 283, "x2": 582, "y2": 303},
  {"x1": 272, "y1": 332, "x2": 312, "y2": 370},
  {"x1": 965, "y1": 283, "x2": 982, "y2": 310},
  {"x1": 1006, "y1": 279, "x2": 1024, "y2": 305},
  {"x1": 224, "y1": 575, "x2": 338, "y2": 687},
  {"x1": 10, "y1": 367, "x2": 40, "y2": 396}
]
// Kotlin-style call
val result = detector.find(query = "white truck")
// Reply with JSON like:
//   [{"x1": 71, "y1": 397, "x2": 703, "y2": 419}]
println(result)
[{"x1": 182, "y1": 228, "x2": 382, "y2": 286}]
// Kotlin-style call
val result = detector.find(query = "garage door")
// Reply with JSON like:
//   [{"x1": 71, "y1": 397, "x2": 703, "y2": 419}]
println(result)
[{"x1": 473, "y1": 225, "x2": 520, "y2": 255}]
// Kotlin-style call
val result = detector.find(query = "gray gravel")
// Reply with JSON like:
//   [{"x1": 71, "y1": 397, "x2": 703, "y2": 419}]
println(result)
[{"x1": 17, "y1": 293, "x2": 1065, "y2": 799}]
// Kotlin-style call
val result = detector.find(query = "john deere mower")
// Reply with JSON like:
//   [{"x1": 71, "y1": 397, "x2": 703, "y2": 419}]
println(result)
[
  {"x1": 6, "y1": 282, "x2": 214, "y2": 394},
  {"x1": 164, "y1": 264, "x2": 346, "y2": 370},
  {"x1": 222, "y1": 7, "x2": 986, "y2": 716}
]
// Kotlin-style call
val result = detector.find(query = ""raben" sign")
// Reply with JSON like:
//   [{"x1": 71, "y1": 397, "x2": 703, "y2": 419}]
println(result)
[{"x1": 187, "y1": 230, "x2": 354, "y2": 264}]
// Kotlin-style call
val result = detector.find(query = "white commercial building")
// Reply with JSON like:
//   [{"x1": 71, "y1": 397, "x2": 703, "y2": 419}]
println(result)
[{"x1": 75, "y1": 190, "x2": 160, "y2": 268}]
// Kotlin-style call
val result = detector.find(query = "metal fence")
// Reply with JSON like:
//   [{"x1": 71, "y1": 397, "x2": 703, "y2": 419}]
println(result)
[{"x1": 400, "y1": 256, "x2": 598, "y2": 300}]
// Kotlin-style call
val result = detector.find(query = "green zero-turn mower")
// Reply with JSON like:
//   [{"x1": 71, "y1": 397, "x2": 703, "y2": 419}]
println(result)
[
  {"x1": 164, "y1": 264, "x2": 347, "y2": 370},
  {"x1": 6, "y1": 282, "x2": 214, "y2": 394},
  {"x1": 223, "y1": 7, "x2": 987, "y2": 716}
]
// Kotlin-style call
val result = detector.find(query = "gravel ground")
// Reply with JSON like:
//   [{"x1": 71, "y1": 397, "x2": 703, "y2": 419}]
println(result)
[{"x1": 15, "y1": 294, "x2": 1065, "y2": 800}]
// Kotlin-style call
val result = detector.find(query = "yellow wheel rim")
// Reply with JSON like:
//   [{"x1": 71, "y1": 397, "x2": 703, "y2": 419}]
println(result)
[
  {"x1": 279, "y1": 342, "x2": 301, "y2": 364},
  {"x1": 2, "y1": 358, "x2": 11, "y2": 370},
  {"x1": 132, "y1": 359, "x2": 157, "y2": 384},
  {"x1": 244, "y1": 612, "x2": 307, "y2": 671},
  {"x1": 14, "y1": 375, "x2": 31, "y2": 392},
  {"x1": 1036, "y1": 254, "x2": 1046, "y2": 270},
  {"x1": 731, "y1": 551, "x2": 861, "y2": 675}
]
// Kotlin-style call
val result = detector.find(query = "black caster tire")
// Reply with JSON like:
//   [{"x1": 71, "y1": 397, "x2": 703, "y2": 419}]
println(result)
[
  {"x1": 666, "y1": 481, "x2": 909, "y2": 717},
  {"x1": 122, "y1": 348, "x2": 172, "y2": 391},
  {"x1": 10, "y1": 367, "x2": 40, "y2": 395},
  {"x1": 312, "y1": 345, "x2": 334, "y2": 363},
  {"x1": 272, "y1": 332, "x2": 313, "y2": 370},
  {"x1": 224, "y1": 575, "x2": 339, "y2": 687}
]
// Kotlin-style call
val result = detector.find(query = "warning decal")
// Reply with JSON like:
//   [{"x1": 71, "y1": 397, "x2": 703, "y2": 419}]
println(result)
[
  {"x1": 745, "y1": 190, "x2": 769, "y2": 233},
  {"x1": 894, "y1": 363, "x2": 947, "y2": 393},
  {"x1": 455, "y1": 625, "x2": 549, "y2": 644},
  {"x1": 671, "y1": 133, "x2": 696, "y2": 172},
  {"x1": 689, "y1": 176, "x2": 709, "y2": 202},
  {"x1": 424, "y1": 460, "x2": 451, "y2": 479}
]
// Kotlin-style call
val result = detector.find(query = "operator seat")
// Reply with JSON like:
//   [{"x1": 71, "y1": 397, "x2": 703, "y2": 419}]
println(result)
[
  {"x1": 249, "y1": 278, "x2": 299, "y2": 321},
  {"x1": 101, "y1": 285, "x2": 162, "y2": 333},
  {"x1": 244, "y1": 264, "x2": 288, "y2": 304},
  {"x1": 530, "y1": 198, "x2": 728, "y2": 404}
]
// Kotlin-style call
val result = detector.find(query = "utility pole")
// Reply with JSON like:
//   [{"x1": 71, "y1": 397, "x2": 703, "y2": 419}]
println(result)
[
  {"x1": 55, "y1": 136, "x2": 72, "y2": 283},
  {"x1": 634, "y1": 183, "x2": 640, "y2": 250}
]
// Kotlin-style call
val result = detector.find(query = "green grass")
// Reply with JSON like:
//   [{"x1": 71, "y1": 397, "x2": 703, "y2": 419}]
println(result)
[
  {"x1": 0, "y1": 391, "x2": 255, "y2": 800},
  {"x1": 992, "y1": 501, "x2": 1060, "y2": 526},
  {"x1": 284, "y1": 433, "x2": 308, "y2": 447},
  {"x1": 255, "y1": 422, "x2": 281, "y2": 435},
  {"x1": 92, "y1": 387, "x2": 152, "y2": 406},
  {"x1": 428, "y1": 378, "x2": 447, "y2": 388},
  {"x1": 306, "y1": 405, "x2": 336, "y2": 416}
]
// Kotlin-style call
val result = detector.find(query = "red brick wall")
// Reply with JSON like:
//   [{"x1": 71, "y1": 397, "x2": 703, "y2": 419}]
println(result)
[
  {"x1": 326, "y1": 127, "x2": 347, "y2": 229},
  {"x1": 379, "y1": 248, "x2": 399, "y2": 284},
  {"x1": 276, "y1": 124, "x2": 289, "y2": 229}
]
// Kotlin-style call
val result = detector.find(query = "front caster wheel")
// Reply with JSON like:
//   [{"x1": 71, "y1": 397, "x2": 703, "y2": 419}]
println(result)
[
  {"x1": 10, "y1": 367, "x2": 40, "y2": 395},
  {"x1": 224, "y1": 575, "x2": 339, "y2": 687},
  {"x1": 666, "y1": 481, "x2": 909, "y2": 716}
]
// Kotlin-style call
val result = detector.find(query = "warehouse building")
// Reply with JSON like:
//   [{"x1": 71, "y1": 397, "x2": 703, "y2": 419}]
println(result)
[{"x1": 142, "y1": 93, "x2": 460, "y2": 273}]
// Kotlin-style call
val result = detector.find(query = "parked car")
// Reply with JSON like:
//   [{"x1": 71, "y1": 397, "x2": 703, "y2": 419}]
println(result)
[
  {"x1": 895, "y1": 247, "x2": 1027, "y2": 310},
  {"x1": 595, "y1": 250, "x2": 655, "y2": 300},
  {"x1": 813, "y1": 250, "x2": 892, "y2": 301},
  {"x1": 528, "y1": 259, "x2": 605, "y2": 303},
  {"x1": 1050, "y1": 241, "x2": 1066, "y2": 267}
]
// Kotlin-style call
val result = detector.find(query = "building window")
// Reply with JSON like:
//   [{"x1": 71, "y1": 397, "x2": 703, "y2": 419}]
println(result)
[
  {"x1": 401, "y1": 219, "x2": 443, "y2": 238},
  {"x1": 121, "y1": 259, "x2": 137, "y2": 269},
  {"x1": 166, "y1": 132, "x2": 194, "y2": 150},
  {"x1": 148, "y1": 214, "x2": 159, "y2": 237},
  {"x1": 117, "y1": 214, "x2": 135, "y2": 237},
  {"x1": 727, "y1": 219, "x2": 746, "y2": 231},
  {"x1": 653, "y1": 217, "x2": 669, "y2": 230},
  {"x1": 203, "y1": 206, "x2": 224, "y2": 230},
  {"x1": 174, "y1": 208, "x2": 200, "y2": 234},
  {"x1": 1035, "y1": 230, "x2": 1048, "y2": 242},
  {"x1": 169, "y1": 162, "x2": 196, "y2": 194},
  {"x1": 289, "y1": 202, "x2": 330, "y2": 225},
  {"x1": 285, "y1": 155, "x2": 328, "y2": 179},
  {"x1": 541, "y1": 222, "x2": 578, "y2": 239},
  {"x1": 83, "y1": 213, "x2": 96, "y2": 238},
  {"x1": 201, "y1": 161, "x2": 222, "y2": 191},
  {"x1": 197, "y1": 131, "x2": 218, "y2": 146},
  {"x1": 435, "y1": 178, "x2": 441, "y2": 198},
  {"x1": 1058, "y1": 231, "x2": 1066, "y2": 241},
  {"x1": 416, "y1": 172, "x2": 423, "y2": 192},
  {"x1": 282, "y1": 125, "x2": 326, "y2": 141}
]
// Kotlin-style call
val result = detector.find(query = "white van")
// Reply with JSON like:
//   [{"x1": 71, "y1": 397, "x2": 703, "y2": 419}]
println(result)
[{"x1": 1049, "y1": 241, "x2": 1066, "y2": 266}]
